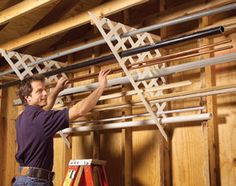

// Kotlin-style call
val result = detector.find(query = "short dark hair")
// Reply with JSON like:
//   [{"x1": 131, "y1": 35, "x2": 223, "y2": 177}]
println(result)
[{"x1": 19, "y1": 74, "x2": 45, "y2": 105}]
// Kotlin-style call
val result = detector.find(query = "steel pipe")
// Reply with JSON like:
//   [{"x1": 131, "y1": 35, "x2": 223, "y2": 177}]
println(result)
[
  {"x1": 130, "y1": 45, "x2": 232, "y2": 70},
  {"x1": 121, "y1": 26, "x2": 224, "y2": 57},
  {"x1": 93, "y1": 84, "x2": 236, "y2": 111},
  {"x1": 2, "y1": 2, "x2": 235, "y2": 76},
  {"x1": 12, "y1": 52, "x2": 235, "y2": 103},
  {"x1": 49, "y1": 85, "x2": 236, "y2": 113},
  {"x1": 61, "y1": 40, "x2": 232, "y2": 83},
  {"x1": 0, "y1": 39, "x2": 110, "y2": 77},
  {"x1": 0, "y1": 54, "x2": 114, "y2": 88},
  {"x1": 137, "y1": 52, "x2": 236, "y2": 82},
  {"x1": 14, "y1": 80, "x2": 191, "y2": 105},
  {"x1": 151, "y1": 87, "x2": 236, "y2": 104},
  {"x1": 0, "y1": 26, "x2": 225, "y2": 88},
  {"x1": 72, "y1": 106, "x2": 206, "y2": 125},
  {"x1": 60, "y1": 113, "x2": 212, "y2": 133},
  {"x1": 90, "y1": 86, "x2": 236, "y2": 112},
  {"x1": 48, "y1": 52, "x2": 236, "y2": 96}
]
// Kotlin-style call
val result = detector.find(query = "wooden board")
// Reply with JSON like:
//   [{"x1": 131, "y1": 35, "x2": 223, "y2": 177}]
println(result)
[
  {"x1": 133, "y1": 129, "x2": 160, "y2": 185},
  {"x1": 0, "y1": 87, "x2": 18, "y2": 186},
  {"x1": 100, "y1": 132, "x2": 123, "y2": 186}
]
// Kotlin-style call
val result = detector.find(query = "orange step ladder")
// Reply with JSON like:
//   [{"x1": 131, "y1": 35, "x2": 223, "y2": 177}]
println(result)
[{"x1": 63, "y1": 159, "x2": 108, "y2": 186}]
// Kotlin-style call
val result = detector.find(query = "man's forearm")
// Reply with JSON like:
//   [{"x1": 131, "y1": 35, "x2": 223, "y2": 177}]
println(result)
[
  {"x1": 69, "y1": 86, "x2": 105, "y2": 121},
  {"x1": 79, "y1": 86, "x2": 105, "y2": 112}
]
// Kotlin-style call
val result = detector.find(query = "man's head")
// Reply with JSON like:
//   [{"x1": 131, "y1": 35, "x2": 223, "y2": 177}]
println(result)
[{"x1": 19, "y1": 74, "x2": 47, "y2": 107}]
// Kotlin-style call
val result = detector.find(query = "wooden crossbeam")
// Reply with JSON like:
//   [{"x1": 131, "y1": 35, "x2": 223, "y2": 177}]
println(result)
[
  {"x1": 0, "y1": 0, "x2": 56, "y2": 25},
  {"x1": 0, "y1": 0, "x2": 148, "y2": 50}
]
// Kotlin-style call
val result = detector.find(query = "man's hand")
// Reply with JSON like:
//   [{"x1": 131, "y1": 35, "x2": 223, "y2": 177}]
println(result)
[
  {"x1": 98, "y1": 69, "x2": 111, "y2": 89},
  {"x1": 69, "y1": 69, "x2": 111, "y2": 121},
  {"x1": 44, "y1": 76, "x2": 69, "y2": 110},
  {"x1": 55, "y1": 76, "x2": 69, "y2": 92}
]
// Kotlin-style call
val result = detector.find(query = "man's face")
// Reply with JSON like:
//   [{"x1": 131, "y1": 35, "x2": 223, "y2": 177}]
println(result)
[{"x1": 25, "y1": 81, "x2": 48, "y2": 107}]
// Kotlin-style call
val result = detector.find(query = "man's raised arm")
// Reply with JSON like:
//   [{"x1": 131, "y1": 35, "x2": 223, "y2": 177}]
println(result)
[{"x1": 68, "y1": 69, "x2": 110, "y2": 121}]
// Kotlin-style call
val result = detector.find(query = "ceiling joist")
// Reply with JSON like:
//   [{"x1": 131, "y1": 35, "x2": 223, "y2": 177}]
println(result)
[
  {"x1": 0, "y1": 0, "x2": 148, "y2": 50},
  {"x1": 0, "y1": 0, "x2": 57, "y2": 26}
]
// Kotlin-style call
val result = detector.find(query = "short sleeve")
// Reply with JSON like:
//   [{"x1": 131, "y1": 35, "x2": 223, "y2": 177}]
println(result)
[{"x1": 36, "y1": 108, "x2": 69, "y2": 138}]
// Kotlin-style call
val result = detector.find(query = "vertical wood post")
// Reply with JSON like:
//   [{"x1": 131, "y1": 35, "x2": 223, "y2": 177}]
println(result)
[
  {"x1": 0, "y1": 87, "x2": 7, "y2": 186},
  {"x1": 121, "y1": 9, "x2": 133, "y2": 186},
  {"x1": 199, "y1": 14, "x2": 221, "y2": 186},
  {"x1": 91, "y1": 28, "x2": 101, "y2": 159},
  {"x1": 159, "y1": 1, "x2": 172, "y2": 185},
  {"x1": 62, "y1": 54, "x2": 73, "y2": 179}
]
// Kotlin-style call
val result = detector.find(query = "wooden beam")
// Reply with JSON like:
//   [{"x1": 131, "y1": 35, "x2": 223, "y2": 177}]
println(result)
[
  {"x1": 121, "y1": 10, "x2": 132, "y2": 186},
  {"x1": 0, "y1": 0, "x2": 148, "y2": 50},
  {"x1": 1, "y1": 86, "x2": 18, "y2": 185},
  {"x1": 90, "y1": 34, "x2": 101, "y2": 159},
  {"x1": 61, "y1": 55, "x2": 73, "y2": 181},
  {"x1": 159, "y1": 131, "x2": 172, "y2": 186},
  {"x1": 0, "y1": 87, "x2": 10, "y2": 185},
  {"x1": 0, "y1": 1, "x2": 18, "y2": 11},
  {"x1": 20, "y1": 0, "x2": 79, "y2": 55},
  {"x1": 28, "y1": 0, "x2": 78, "y2": 31},
  {"x1": 159, "y1": 0, "x2": 172, "y2": 185},
  {"x1": 0, "y1": 87, "x2": 4, "y2": 186},
  {"x1": 0, "y1": 0, "x2": 57, "y2": 25},
  {"x1": 199, "y1": 16, "x2": 221, "y2": 186}
]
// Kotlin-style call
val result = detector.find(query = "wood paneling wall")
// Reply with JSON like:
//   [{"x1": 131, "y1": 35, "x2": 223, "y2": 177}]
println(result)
[{"x1": 0, "y1": 87, "x2": 18, "y2": 186}]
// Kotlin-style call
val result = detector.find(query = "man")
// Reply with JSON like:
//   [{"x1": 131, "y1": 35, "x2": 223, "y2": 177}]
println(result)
[{"x1": 13, "y1": 69, "x2": 110, "y2": 186}]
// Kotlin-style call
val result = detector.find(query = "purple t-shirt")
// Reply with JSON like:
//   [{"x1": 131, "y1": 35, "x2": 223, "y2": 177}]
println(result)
[{"x1": 15, "y1": 105, "x2": 69, "y2": 171}]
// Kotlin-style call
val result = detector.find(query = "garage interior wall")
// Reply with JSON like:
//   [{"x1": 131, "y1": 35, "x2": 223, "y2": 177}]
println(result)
[{"x1": 0, "y1": 0, "x2": 235, "y2": 185}]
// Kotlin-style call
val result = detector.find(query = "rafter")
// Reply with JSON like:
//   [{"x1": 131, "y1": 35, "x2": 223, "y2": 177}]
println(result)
[
  {"x1": 20, "y1": 0, "x2": 91, "y2": 55},
  {"x1": 0, "y1": 0, "x2": 21, "y2": 11},
  {"x1": 0, "y1": 0, "x2": 56, "y2": 25},
  {"x1": 0, "y1": 0, "x2": 148, "y2": 50}
]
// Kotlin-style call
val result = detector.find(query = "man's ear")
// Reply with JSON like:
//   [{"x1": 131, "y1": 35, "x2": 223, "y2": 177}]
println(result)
[{"x1": 25, "y1": 96, "x2": 31, "y2": 103}]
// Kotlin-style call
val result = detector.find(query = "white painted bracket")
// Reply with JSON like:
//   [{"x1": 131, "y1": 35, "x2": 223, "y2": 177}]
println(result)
[
  {"x1": 89, "y1": 12, "x2": 168, "y2": 140},
  {"x1": 0, "y1": 49, "x2": 73, "y2": 145},
  {"x1": 58, "y1": 130, "x2": 71, "y2": 149},
  {"x1": 0, "y1": 48, "x2": 71, "y2": 106}
]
